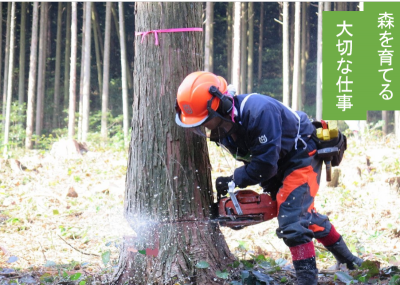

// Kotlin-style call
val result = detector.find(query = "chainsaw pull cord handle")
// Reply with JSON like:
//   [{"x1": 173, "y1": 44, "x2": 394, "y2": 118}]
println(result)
[{"x1": 228, "y1": 181, "x2": 243, "y2": 215}]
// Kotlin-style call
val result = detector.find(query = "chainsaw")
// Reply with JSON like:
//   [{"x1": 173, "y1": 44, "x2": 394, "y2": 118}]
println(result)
[{"x1": 211, "y1": 181, "x2": 278, "y2": 230}]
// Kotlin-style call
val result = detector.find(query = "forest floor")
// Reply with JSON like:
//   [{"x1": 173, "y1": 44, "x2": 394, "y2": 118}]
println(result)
[{"x1": 0, "y1": 133, "x2": 400, "y2": 284}]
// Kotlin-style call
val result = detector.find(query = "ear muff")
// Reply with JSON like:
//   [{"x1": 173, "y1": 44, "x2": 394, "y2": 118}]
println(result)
[{"x1": 209, "y1": 86, "x2": 233, "y2": 116}]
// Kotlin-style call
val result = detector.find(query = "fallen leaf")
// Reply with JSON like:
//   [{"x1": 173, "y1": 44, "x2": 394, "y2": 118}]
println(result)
[{"x1": 67, "y1": 187, "x2": 78, "y2": 198}]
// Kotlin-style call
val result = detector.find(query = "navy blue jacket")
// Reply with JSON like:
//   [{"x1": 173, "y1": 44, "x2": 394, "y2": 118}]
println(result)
[{"x1": 218, "y1": 94, "x2": 316, "y2": 188}]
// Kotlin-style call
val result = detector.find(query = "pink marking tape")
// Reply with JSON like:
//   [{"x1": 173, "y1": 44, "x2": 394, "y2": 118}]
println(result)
[{"x1": 135, "y1": 28, "x2": 203, "y2": 45}]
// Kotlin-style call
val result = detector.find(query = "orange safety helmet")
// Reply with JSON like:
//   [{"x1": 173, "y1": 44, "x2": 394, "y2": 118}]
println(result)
[{"x1": 175, "y1": 71, "x2": 228, "y2": 128}]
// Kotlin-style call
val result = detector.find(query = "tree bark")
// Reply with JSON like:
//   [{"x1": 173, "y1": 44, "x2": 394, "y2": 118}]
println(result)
[
  {"x1": 52, "y1": 2, "x2": 62, "y2": 129},
  {"x1": 112, "y1": 3, "x2": 233, "y2": 284},
  {"x1": 68, "y1": 3, "x2": 78, "y2": 139},
  {"x1": 0, "y1": 3, "x2": 2, "y2": 110},
  {"x1": 247, "y1": 2, "x2": 254, "y2": 93},
  {"x1": 232, "y1": 2, "x2": 241, "y2": 91},
  {"x1": 101, "y1": 3, "x2": 112, "y2": 142},
  {"x1": 316, "y1": 2, "x2": 323, "y2": 120},
  {"x1": 3, "y1": 2, "x2": 16, "y2": 158},
  {"x1": 282, "y1": 2, "x2": 290, "y2": 106},
  {"x1": 92, "y1": 3, "x2": 102, "y2": 95},
  {"x1": 257, "y1": 2, "x2": 264, "y2": 88},
  {"x1": 204, "y1": 2, "x2": 214, "y2": 72},
  {"x1": 25, "y1": 3, "x2": 39, "y2": 149},
  {"x1": 2, "y1": 2, "x2": 11, "y2": 127},
  {"x1": 82, "y1": 2, "x2": 92, "y2": 142},
  {"x1": 240, "y1": 2, "x2": 247, "y2": 94},
  {"x1": 35, "y1": 2, "x2": 47, "y2": 139},
  {"x1": 118, "y1": 2, "x2": 129, "y2": 147},
  {"x1": 291, "y1": 2, "x2": 301, "y2": 111},
  {"x1": 64, "y1": 3, "x2": 71, "y2": 113},
  {"x1": 18, "y1": 2, "x2": 27, "y2": 111}
]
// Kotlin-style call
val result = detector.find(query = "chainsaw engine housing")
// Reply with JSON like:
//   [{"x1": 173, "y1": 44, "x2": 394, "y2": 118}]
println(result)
[{"x1": 213, "y1": 190, "x2": 278, "y2": 230}]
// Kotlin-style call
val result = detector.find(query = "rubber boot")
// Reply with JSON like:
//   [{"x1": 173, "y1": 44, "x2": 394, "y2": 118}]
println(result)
[
  {"x1": 290, "y1": 242, "x2": 318, "y2": 285},
  {"x1": 293, "y1": 257, "x2": 318, "y2": 285},
  {"x1": 325, "y1": 236, "x2": 363, "y2": 270}
]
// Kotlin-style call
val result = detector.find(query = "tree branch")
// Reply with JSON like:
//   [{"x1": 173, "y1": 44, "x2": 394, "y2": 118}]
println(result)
[{"x1": 274, "y1": 18, "x2": 283, "y2": 25}]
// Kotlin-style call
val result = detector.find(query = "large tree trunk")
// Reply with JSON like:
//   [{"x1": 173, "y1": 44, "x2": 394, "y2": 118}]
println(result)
[
  {"x1": 52, "y1": 2, "x2": 62, "y2": 129},
  {"x1": 2, "y1": 2, "x2": 11, "y2": 127},
  {"x1": 18, "y1": 2, "x2": 27, "y2": 112},
  {"x1": 101, "y1": 2, "x2": 111, "y2": 142},
  {"x1": 204, "y1": 2, "x2": 214, "y2": 72},
  {"x1": 64, "y1": 3, "x2": 71, "y2": 113},
  {"x1": 246, "y1": 2, "x2": 254, "y2": 93},
  {"x1": 68, "y1": 3, "x2": 78, "y2": 139},
  {"x1": 240, "y1": 2, "x2": 247, "y2": 94},
  {"x1": 35, "y1": 2, "x2": 47, "y2": 139},
  {"x1": 82, "y1": 2, "x2": 92, "y2": 142},
  {"x1": 291, "y1": 2, "x2": 300, "y2": 111},
  {"x1": 257, "y1": 2, "x2": 264, "y2": 88},
  {"x1": 112, "y1": 3, "x2": 233, "y2": 284},
  {"x1": 25, "y1": 3, "x2": 39, "y2": 149},
  {"x1": 118, "y1": 2, "x2": 129, "y2": 147},
  {"x1": 282, "y1": 2, "x2": 289, "y2": 106},
  {"x1": 232, "y1": 3, "x2": 241, "y2": 92},
  {"x1": 316, "y1": 2, "x2": 323, "y2": 120},
  {"x1": 3, "y1": 2, "x2": 15, "y2": 157}
]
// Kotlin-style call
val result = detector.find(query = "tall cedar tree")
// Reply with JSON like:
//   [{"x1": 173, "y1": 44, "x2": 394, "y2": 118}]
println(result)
[
  {"x1": 112, "y1": 3, "x2": 233, "y2": 284},
  {"x1": 68, "y1": 3, "x2": 78, "y2": 139}
]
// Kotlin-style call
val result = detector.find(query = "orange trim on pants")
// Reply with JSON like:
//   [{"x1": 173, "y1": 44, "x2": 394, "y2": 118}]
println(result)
[{"x1": 276, "y1": 165, "x2": 319, "y2": 215}]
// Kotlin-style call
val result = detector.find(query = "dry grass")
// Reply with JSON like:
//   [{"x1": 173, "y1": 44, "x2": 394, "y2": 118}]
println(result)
[{"x1": 0, "y1": 133, "x2": 400, "y2": 283}]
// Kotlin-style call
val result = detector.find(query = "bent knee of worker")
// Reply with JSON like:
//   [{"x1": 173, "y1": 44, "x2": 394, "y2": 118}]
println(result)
[
  {"x1": 276, "y1": 223, "x2": 314, "y2": 247},
  {"x1": 309, "y1": 212, "x2": 331, "y2": 238},
  {"x1": 277, "y1": 183, "x2": 313, "y2": 221}
]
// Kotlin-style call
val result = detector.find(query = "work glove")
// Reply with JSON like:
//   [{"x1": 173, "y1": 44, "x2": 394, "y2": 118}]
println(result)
[{"x1": 216, "y1": 176, "x2": 233, "y2": 196}]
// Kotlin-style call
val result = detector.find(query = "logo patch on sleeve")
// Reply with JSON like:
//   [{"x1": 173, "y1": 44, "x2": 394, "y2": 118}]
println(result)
[{"x1": 259, "y1": 134, "x2": 268, "y2": 144}]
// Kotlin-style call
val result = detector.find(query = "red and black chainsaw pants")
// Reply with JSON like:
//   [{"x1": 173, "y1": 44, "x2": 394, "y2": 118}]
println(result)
[{"x1": 275, "y1": 147, "x2": 334, "y2": 248}]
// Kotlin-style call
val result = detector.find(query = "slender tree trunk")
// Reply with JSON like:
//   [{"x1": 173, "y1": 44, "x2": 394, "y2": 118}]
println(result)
[
  {"x1": 78, "y1": 6, "x2": 86, "y2": 141},
  {"x1": 395, "y1": 111, "x2": 400, "y2": 141},
  {"x1": 324, "y1": 2, "x2": 331, "y2": 12},
  {"x1": 118, "y1": 2, "x2": 129, "y2": 147},
  {"x1": 0, "y1": 3, "x2": 2, "y2": 111},
  {"x1": 2, "y1": 3, "x2": 11, "y2": 127},
  {"x1": 316, "y1": 2, "x2": 323, "y2": 120},
  {"x1": 64, "y1": 3, "x2": 71, "y2": 113},
  {"x1": 35, "y1": 2, "x2": 47, "y2": 139},
  {"x1": 82, "y1": 2, "x2": 92, "y2": 142},
  {"x1": 111, "y1": 3, "x2": 132, "y2": 90},
  {"x1": 92, "y1": 3, "x2": 104, "y2": 59},
  {"x1": 227, "y1": 3, "x2": 232, "y2": 82},
  {"x1": 68, "y1": 3, "x2": 78, "y2": 139},
  {"x1": 101, "y1": 3, "x2": 111, "y2": 142},
  {"x1": 25, "y1": 3, "x2": 39, "y2": 149},
  {"x1": 382, "y1": 111, "x2": 388, "y2": 136},
  {"x1": 257, "y1": 2, "x2": 264, "y2": 88},
  {"x1": 204, "y1": 2, "x2": 214, "y2": 72},
  {"x1": 240, "y1": 2, "x2": 247, "y2": 94},
  {"x1": 52, "y1": 3, "x2": 62, "y2": 129},
  {"x1": 232, "y1": 2, "x2": 241, "y2": 91},
  {"x1": 3, "y1": 2, "x2": 16, "y2": 157},
  {"x1": 92, "y1": 3, "x2": 102, "y2": 94},
  {"x1": 282, "y1": 2, "x2": 290, "y2": 106},
  {"x1": 291, "y1": 2, "x2": 301, "y2": 111},
  {"x1": 18, "y1": 2, "x2": 27, "y2": 112},
  {"x1": 300, "y1": 2, "x2": 309, "y2": 111},
  {"x1": 112, "y1": 3, "x2": 233, "y2": 284},
  {"x1": 247, "y1": 2, "x2": 254, "y2": 93}
]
